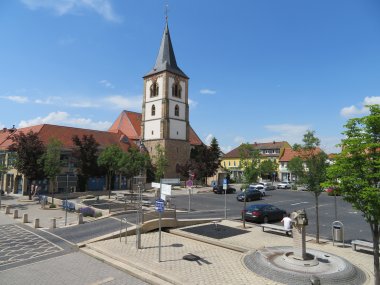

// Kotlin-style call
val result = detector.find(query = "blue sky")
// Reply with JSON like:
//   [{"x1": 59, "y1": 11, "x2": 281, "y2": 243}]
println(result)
[{"x1": 1, "y1": 0, "x2": 380, "y2": 154}]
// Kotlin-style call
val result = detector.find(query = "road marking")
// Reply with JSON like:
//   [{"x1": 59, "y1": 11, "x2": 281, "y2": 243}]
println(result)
[
  {"x1": 41, "y1": 229, "x2": 77, "y2": 246},
  {"x1": 348, "y1": 211, "x2": 358, "y2": 214},
  {"x1": 290, "y1": 202, "x2": 309, "y2": 206},
  {"x1": 90, "y1": 277, "x2": 115, "y2": 285}
]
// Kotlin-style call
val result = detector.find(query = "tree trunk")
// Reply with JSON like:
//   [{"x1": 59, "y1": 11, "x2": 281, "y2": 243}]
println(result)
[
  {"x1": 315, "y1": 192, "x2": 319, "y2": 243},
  {"x1": 371, "y1": 222, "x2": 380, "y2": 285}
]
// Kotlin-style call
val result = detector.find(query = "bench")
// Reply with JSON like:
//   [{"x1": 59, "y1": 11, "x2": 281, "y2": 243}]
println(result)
[
  {"x1": 62, "y1": 200, "x2": 75, "y2": 211},
  {"x1": 261, "y1": 223, "x2": 292, "y2": 235},
  {"x1": 115, "y1": 193, "x2": 127, "y2": 201},
  {"x1": 351, "y1": 240, "x2": 376, "y2": 252}
]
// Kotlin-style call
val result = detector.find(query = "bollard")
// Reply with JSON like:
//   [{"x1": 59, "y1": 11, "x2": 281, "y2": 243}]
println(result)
[
  {"x1": 78, "y1": 213, "x2": 84, "y2": 224},
  {"x1": 5, "y1": 206, "x2": 10, "y2": 214},
  {"x1": 34, "y1": 218, "x2": 40, "y2": 228},
  {"x1": 13, "y1": 209, "x2": 18, "y2": 219},
  {"x1": 23, "y1": 213, "x2": 28, "y2": 223},
  {"x1": 50, "y1": 218, "x2": 56, "y2": 229}
]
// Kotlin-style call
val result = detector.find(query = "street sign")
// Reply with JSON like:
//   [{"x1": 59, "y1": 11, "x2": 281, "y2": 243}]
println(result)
[
  {"x1": 161, "y1": 184, "x2": 172, "y2": 196},
  {"x1": 151, "y1": 182, "x2": 161, "y2": 188},
  {"x1": 155, "y1": 199, "x2": 165, "y2": 213},
  {"x1": 223, "y1": 178, "x2": 228, "y2": 190},
  {"x1": 186, "y1": 180, "x2": 193, "y2": 187},
  {"x1": 160, "y1": 178, "x2": 180, "y2": 185}
]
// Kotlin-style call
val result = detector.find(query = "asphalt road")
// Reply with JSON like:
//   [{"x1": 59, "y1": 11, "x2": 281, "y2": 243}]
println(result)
[{"x1": 171, "y1": 188, "x2": 372, "y2": 242}]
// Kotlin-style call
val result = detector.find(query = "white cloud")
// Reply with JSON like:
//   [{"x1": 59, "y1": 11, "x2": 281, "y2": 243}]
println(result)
[
  {"x1": 204, "y1": 134, "x2": 214, "y2": 145},
  {"x1": 18, "y1": 111, "x2": 111, "y2": 130},
  {"x1": 233, "y1": 136, "x2": 246, "y2": 144},
  {"x1": 340, "y1": 96, "x2": 380, "y2": 117},
  {"x1": 0, "y1": 96, "x2": 29, "y2": 103},
  {"x1": 99, "y1": 79, "x2": 114, "y2": 89},
  {"x1": 260, "y1": 124, "x2": 311, "y2": 146},
  {"x1": 103, "y1": 95, "x2": 141, "y2": 111},
  {"x1": 69, "y1": 100, "x2": 100, "y2": 108},
  {"x1": 35, "y1": 96, "x2": 62, "y2": 105},
  {"x1": 21, "y1": 0, "x2": 121, "y2": 23},
  {"x1": 0, "y1": 123, "x2": 4, "y2": 129},
  {"x1": 200, "y1": 89, "x2": 216, "y2": 95},
  {"x1": 188, "y1": 99, "x2": 198, "y2": 108},
  {"x1": 221, "y1": 145, "x2": 232, "y2": 154}
]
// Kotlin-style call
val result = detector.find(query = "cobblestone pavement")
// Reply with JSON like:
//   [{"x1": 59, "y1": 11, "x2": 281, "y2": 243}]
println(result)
[
  {"x1": 0, "y1": 224, "x2": 63, "y2": 268},
  {"x1": 0, "y1": 251, "x2": 148, "y2": 285}
]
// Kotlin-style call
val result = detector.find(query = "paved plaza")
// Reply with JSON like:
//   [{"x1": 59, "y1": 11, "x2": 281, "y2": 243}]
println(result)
[{"x1": 83, "y1": 220, "x2": 375, "y2": 285}]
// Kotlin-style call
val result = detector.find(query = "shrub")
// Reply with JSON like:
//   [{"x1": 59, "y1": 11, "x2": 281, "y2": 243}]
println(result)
[
  {"x1": 95, "y1": 211, "x2": 103, "y2": 218},
  {"x1": 80, "y1": 207, "x2": 95, "y2": 217},
  {"x1": 291, "y1": 184, "x2": 298, "y2": 190},
  {"x1": 49, "y1": 203, "x2": 56, "y2": 208}
]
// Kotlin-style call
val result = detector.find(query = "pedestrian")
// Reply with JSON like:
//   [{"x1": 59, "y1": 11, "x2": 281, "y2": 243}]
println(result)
[
  {"x1": 31, "y1": 184, "x2": 35, "y2": 197},
  {"x1": 281, "y1": 213, "x2": 292, "y2": 236}
]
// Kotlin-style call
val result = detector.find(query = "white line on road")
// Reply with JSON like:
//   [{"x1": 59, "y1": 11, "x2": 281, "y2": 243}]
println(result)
[
  {"x1": 290, "y1": 202, "x2": 309, "y2": 206},
  {"x1": 90, "y1": 277, "x2": 115, "y2": 285}
]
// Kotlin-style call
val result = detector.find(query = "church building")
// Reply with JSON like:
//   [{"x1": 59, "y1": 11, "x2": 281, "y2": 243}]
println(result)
[{"x1": 109, "y1": 21, "x2": 202, "y2": 178}]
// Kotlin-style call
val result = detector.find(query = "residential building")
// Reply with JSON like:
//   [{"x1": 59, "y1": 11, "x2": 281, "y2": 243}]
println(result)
[
  {"x1": 0, "y1": 125, "x2": 132, "y2": 195},
  {"x1": 278, "y1": 147, "x2": 323, "y2": 182},
  {"x1": 221, "y1": 141, "x2": 291, "y2": 181}
]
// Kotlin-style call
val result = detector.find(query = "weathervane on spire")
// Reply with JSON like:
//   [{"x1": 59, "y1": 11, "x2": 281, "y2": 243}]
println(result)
[{"x1": 165, "y1": 4, "x2": 169, "y2": 22}]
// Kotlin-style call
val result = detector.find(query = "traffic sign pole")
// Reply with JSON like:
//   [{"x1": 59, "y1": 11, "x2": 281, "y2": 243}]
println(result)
[{"x1": 158, "y1": 211, "x2": 162, "y2": 262}]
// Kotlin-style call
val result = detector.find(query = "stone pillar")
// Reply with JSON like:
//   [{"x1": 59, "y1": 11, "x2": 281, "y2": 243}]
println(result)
[
  {"x1": 34, "y1": 218, "x2": 40, "y2": 228},
  {"x1": 5, "y1": 206, "x2": 10, "y2": 214},
  {"x1": 50, "y1": 218, "x2": 56, "y2": 229},
  {"x1": 78, "y1": 213, "x2": 83, "y2": 224},
  {"x1": 292, "y1": 226, "x2": 306, "y2": 260},
  {"x1": 13, "y1": 209, "x2": 18, "y2": 219},
  {"x1": 23, "y1": 213, "x2": 28, "y2": 223}
]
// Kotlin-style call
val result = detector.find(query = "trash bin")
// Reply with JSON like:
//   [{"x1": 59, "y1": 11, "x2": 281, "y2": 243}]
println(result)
[{"x1": 333, "y1": 225, "x2": 343, "y2": 242}]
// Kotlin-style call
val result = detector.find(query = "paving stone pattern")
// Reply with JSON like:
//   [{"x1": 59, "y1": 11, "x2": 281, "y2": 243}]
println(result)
[{"x1": 0, "y1": 224, "x2": 62, "y2": 267}]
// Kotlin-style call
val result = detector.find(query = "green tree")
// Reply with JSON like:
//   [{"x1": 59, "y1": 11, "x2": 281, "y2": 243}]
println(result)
[
  {"x1": 119, "y1": 147, "x2": 149, "y2": 181},
  {"x1": 294, "y1": 131, "x2": 328, "y2": 243},
  {"x1": 287, "y1": 156, "x2": 304, "y2": 185},
  {"x1": 327, "y1": 104, "x2": 380, "y2": 283},
  {"x1": 98, "y1": 145, "x2": 124, "y2": 198},
  {"x1": 239, "y1": 143, "x2": 261, "y2": 188},
  {"x1": 9, "y1": 131, "x2": 45, "y2": 199},
  {"x1": 208, "y1": 137, "x2": 222, "y2": 177},
  {"x1": 259, "y1": 159, "x2": 278, "y2": 180},
  {"x1": 40, "y1": 138, "x2": 62, "y2": 203},
  {"x1": 153, "y1": 144, "x2": 168, "y2": 180},
  {"x1": 72, "y1": 135, "x2": 100, "y2": 191}
]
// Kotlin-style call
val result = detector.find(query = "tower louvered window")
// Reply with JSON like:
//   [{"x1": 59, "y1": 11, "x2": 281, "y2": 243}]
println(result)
[{"x1": 150, "y1": 82, "x2": 159, "y2": 97}]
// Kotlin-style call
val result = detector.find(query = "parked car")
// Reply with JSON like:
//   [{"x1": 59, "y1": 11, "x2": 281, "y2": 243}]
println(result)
[
  {"x1": 241, "y1": 204, "x2": 287, "y2": 223},
  {"x1": 277, "y1": 182, "x2": 291, "y2": 189},
  {"x1": 213, "y1": 185, "x2": 236, "y2": 194},
  {"x1": 236, "y1": 189, "x2": 262, "y2": 202},
  {"x1": 248, "y1": 185, "x2": 266, "y2": 196}
]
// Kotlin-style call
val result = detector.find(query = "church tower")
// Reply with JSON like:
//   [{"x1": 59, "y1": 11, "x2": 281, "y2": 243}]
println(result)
[{"x1": 141, "y1": 21, "x2": 190, "y2": 178}]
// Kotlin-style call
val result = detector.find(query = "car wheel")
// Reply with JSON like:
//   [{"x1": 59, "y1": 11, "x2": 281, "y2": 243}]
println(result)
[{"x1": 263, "y1": 216, "x2": 269, "y2": 223}]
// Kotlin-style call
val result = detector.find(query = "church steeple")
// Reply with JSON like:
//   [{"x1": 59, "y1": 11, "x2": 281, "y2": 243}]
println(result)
[{"x1": 144, "y1": 22, "x2": 188, "y2": 79}]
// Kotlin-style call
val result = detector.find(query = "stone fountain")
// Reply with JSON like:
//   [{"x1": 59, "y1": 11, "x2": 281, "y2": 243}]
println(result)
[{"x1": 244, "y1": 209, "x2": 366, "y2": 285}]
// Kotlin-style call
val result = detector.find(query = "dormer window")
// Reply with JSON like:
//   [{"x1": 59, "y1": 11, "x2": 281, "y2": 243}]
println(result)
[
  {"x1": 150, "y1": 82, "x2": 159, "y2": 97},
  {"x1": 151, "y1": 105, "x2": 156, "y2": 116},
  {"x1": 174, "y1": 104, "x2": 179, "y2": 116},
  {"x1": 172, "y1": 82, "x2": 182, "y2": 98}
]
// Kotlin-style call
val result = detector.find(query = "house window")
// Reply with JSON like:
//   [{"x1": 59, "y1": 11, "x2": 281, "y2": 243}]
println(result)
[
  {"x1": 151, "y1": 130, "x2": 154, "y2": 135},
  {"x1": 151, "y1": 105, "x2": 156, "y2": 116},
  {"x1": 150, "y1": 82, "x2": 159, "y2": 97},
  {"x1": 174, "y1": 105, "x2": 179, "y2": 116},
  {"x1": 172, "y1": 83, "x2": 182, "y2": 98}
]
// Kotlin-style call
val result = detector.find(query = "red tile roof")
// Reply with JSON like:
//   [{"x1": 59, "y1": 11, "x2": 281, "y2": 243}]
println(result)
[
  {"x1": 108, "y1": 110, "x2": 203, "y2": 146},
  {"x1": 223, "y1": 141, "x2": 290, "y2": 159},
  {"x1": 0, "y1": 124, "x2": 132, "y2": 152},
  {"x1": 279, "y1": 147, "x2": 322, "y2": 162}
]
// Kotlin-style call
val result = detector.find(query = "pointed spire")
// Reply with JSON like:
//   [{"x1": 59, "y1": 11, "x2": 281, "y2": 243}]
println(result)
[{"x1": 144, "y1": 22, "x2": 188, "y2": 78}]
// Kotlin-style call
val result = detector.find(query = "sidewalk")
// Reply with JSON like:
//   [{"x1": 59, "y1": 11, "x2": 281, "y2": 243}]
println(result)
[
  {"x1": 0, "y1": 194, "x2": 96, "y2": 229},
  {"x1": 82, "y1": 220, "x2": 374, "y2": 285}
]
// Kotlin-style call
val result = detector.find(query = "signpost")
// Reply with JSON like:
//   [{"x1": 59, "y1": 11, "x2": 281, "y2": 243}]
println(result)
[
  {"x1": 155, "y1": 199, "x2": 165, "y2": 262},
  {"x1": 186, "y1": 180, "x2": 193, "y2": 213},
  {"x1": 223, "y1": 178, "x2": 228, "y2": 219}
]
